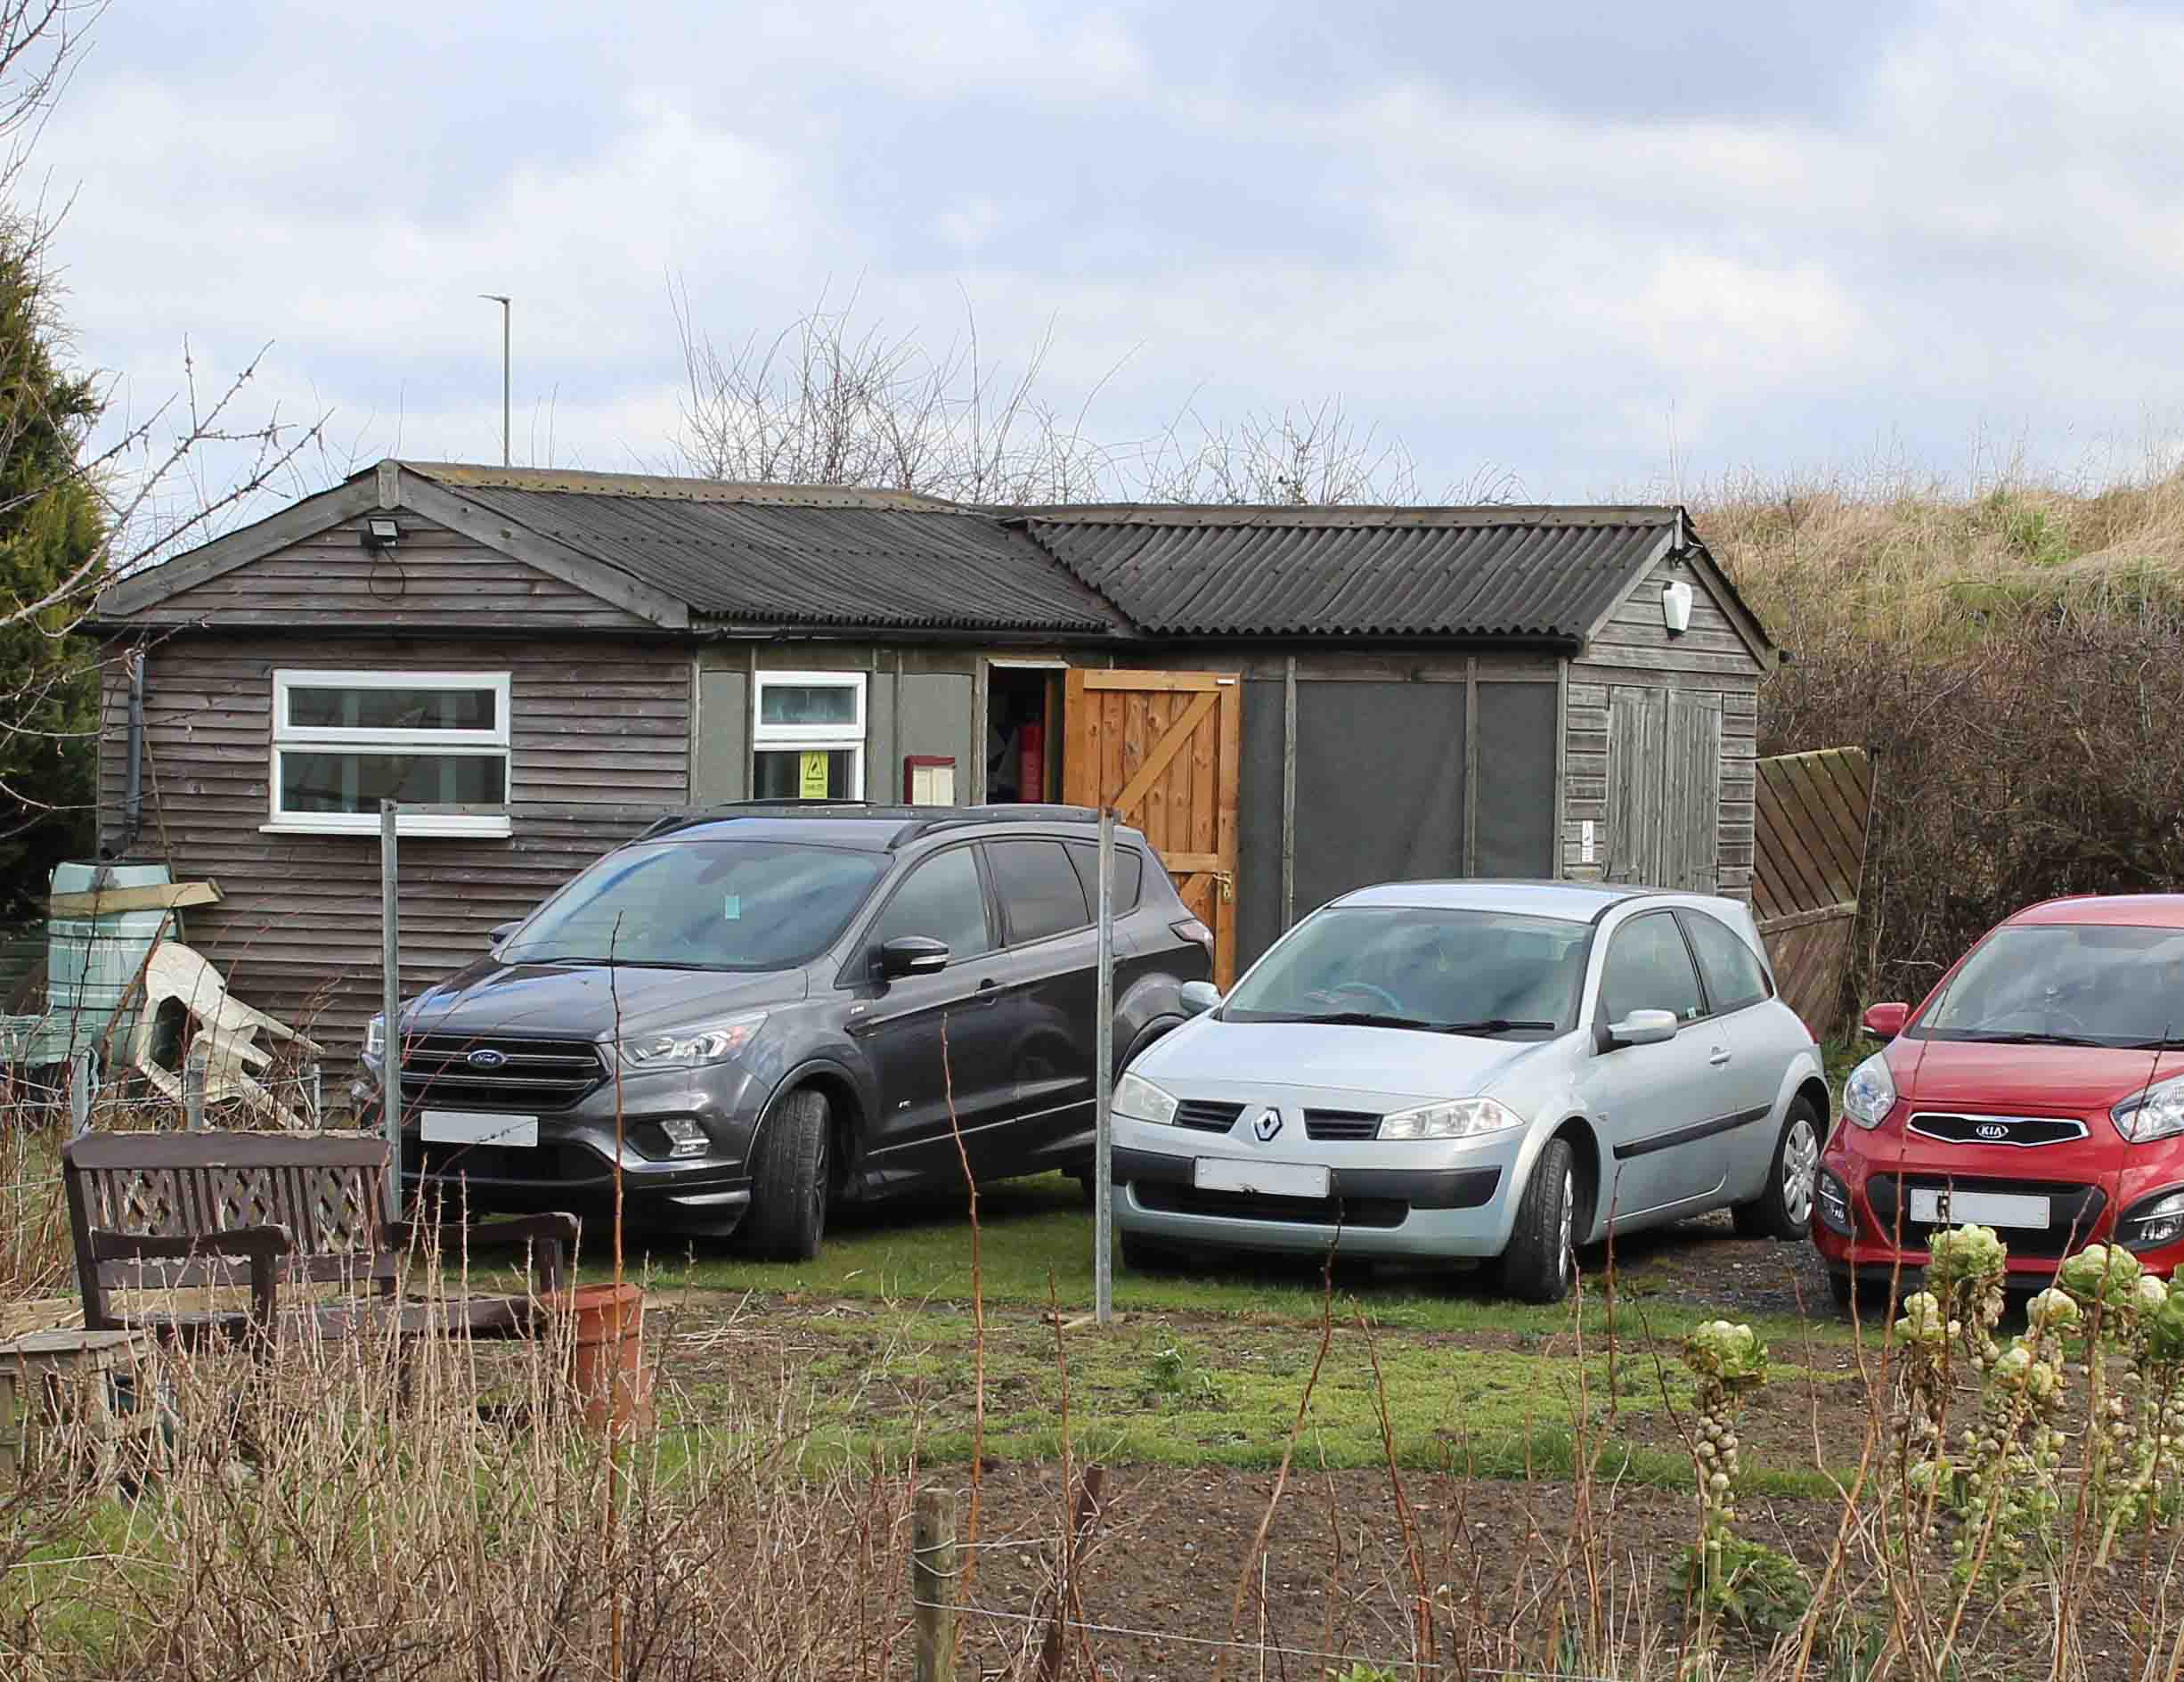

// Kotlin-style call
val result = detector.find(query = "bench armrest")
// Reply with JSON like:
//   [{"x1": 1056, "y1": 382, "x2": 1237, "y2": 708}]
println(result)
[
  {"x1": 89, "y1": 1224, "x2": 294, "y2": 1329},
  {"x1": 388, "y1": 1213, "x2": 580, "y2": 1293}
]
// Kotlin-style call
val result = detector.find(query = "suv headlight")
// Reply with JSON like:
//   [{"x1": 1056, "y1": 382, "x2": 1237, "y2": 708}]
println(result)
[
  {"x1": 1379, "y1": 1098, "x2": 1525, "y2": 1141},
  {"x1": 615, "y1": 1011, "x2": 769, "y2": 1072},
  {"x1": 1842, "y1": 1052, "x2": 1896, "y2": 1130},
  {"x1": 364, "y1": 1012, "x2": 387, "y2": 1057},
  {"x1": 1112, "y1": 1073, "x2": 1178, "y2": 1125},
  {"x1": 2115, "y1": 1074, "x2": 2184, "y2": 1144}
]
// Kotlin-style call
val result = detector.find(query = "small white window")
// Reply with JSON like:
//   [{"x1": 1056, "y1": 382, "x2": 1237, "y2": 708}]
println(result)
[
  {"x1": 265, "y1": 670, "x2": 512, "y2": 837},
  {"x1": 752, "y1": 670, "x2": 866, "y2": 800}
]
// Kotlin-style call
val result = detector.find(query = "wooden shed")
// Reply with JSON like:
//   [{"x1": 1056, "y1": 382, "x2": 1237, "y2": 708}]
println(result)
[{"x1": 90, "y1": 461, "x2": 1776, "y2": 1059}]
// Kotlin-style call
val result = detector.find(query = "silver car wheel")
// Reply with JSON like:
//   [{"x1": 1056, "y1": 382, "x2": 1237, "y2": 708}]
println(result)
[
  {"x1": 1781, "y1": 1115, "x2": 1819, "y2": 1227},
  {"x1": 1556, "y1": 1167, "x2": 1575, "y2": 1284}
]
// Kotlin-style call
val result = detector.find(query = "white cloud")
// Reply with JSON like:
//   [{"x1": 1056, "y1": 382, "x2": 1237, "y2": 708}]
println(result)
[{"x1": 26, "y1": 0, "x2": 2184, "y2": 516}]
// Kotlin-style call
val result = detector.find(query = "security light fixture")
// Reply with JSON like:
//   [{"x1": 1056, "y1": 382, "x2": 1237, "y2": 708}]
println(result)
[
  {"x1": 363, "y1": 518, "x2": 401, "y2": 551},
  {"x1": 1661, "y1": 577, "x2": 1693, "y2": 637}
]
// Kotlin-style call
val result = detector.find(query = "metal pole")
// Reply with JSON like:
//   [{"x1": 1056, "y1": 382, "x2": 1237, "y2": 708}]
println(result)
[
  {"x1": 480, "y1": 294, "x2": 510, "y2": 466},
  {"x1": 380, "y1": 799, "x2": 402, "y2": 1221},
  {"x1": 1094, "y1": 807, "x2": 1115, "y2": 1325}
]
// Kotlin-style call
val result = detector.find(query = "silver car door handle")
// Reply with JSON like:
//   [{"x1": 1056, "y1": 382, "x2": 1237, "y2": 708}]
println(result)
[{"x1": 1708, "y1": 1046, "x2": 1732, "y2": 1066}]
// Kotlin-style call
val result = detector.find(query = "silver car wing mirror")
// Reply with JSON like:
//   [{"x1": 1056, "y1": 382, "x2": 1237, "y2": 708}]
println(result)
[
  {"x1": 1603, "y1": 1008, "x2": 1679, "y2": 1049},
  {"x1": 1178, "y1": 980, "x2": 1221, "y2": 1017}
]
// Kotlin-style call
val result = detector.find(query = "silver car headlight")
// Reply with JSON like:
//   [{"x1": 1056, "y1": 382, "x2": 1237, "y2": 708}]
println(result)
[
  {"x1": 1842, "y1": 1051, "x2": 1896, "y2": 1130},
  {"x1": 615, "y1": 1011, "x2": 769, "y2": 1072},
  {"x1": 1379, "y1": 1098, "x2": 1525, "y2": 1141},
  {"x1": 363, "y1": 1011, "x2": 387, "y2": 1058},
  {"x1": 1112, "y1": 1073, "x2": 1178, "y2": 1125},
  {"x1": 2115, "y1": 1074, "x2": 2184, "y2": 1144}
]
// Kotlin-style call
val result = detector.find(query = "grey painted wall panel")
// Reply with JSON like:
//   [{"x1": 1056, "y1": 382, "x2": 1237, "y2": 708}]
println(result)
[
  {"x1": 896, "y1": 672, "x2": 975, "y2": 804},
  {"x1": 1235, "y1": 676, "x2": 1288, "y2": 971},
  {"x1": 1475, "y1": 682, "x2": 1558, "y2": 877},
  {"x1": 1292, "y1": 682, "x2": 1467, "y2": 919},
  {"x1": 691, "y1": 667, "x2": 748, "y2": 803}
]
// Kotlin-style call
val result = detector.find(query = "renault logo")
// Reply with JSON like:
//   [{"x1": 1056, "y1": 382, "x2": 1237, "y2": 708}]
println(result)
[
  {"x1": 1253, "y1": 1107, "x2": 1284, "y2": 1142},
  {"x1": 1975, "y1": 1123, "x2": 2008, "y2": 1141},
  {"x1": 467, "y1": 1049, "x2": 509, "y2": 1069}
]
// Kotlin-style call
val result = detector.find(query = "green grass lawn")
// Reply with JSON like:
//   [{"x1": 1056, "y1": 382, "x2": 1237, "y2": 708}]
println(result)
[
  {"x1": 660, "y1": 1284, "x2": 1855, "y2": 1492},
  {"x1": 600, "y1": 1172, "x2": 1845, "y2": 1348}
]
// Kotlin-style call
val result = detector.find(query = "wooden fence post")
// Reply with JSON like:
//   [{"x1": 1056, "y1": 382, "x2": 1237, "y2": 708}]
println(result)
[{"x1": 912, "y1": 1486, "x2": 958, "y2": 1682}]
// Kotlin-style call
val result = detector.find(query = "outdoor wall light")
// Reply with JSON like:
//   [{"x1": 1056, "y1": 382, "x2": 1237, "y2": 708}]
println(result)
[
  {"x1": 363, "y1": 518, "x2": 401, "y2": 551},
  {"x1": 1661, "y1": 577, "x2": 1693, "y2": 637}
]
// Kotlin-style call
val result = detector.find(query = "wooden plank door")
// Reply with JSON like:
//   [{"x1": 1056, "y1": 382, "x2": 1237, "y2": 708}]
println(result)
[{"x1": 1063, "y1": 669, "x2": 1243, "y2": 984}]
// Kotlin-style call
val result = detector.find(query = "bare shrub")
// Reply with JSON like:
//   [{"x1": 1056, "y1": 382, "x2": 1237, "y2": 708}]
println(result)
[
  {"x1": 0, "y1": 1274, "x2": 917, "y2": 1680},
  {"x1": 1706, "y1": 469, "x2": 2184, "y2": 1012}
]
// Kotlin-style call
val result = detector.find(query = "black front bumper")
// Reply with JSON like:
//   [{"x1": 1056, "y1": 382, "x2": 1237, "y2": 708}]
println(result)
[{"x1": 1112, "y1": 1146, "x2": 1502, "y2": 1210}]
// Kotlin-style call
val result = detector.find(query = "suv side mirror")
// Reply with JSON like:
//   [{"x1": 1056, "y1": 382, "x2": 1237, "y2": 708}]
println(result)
[
  {"x1": 876, "y1": 935, "x2": 949, "y2": 980},
  {"x1": 488, "y1": 921, "x2": 519, "y2": 947},
  {"x1": 1179, "y1": 980, "x2": 1220, "y2": 1017},
  {"x1": 1862, "y1": 1002, "x2": 1910, "y2": 1041},
  {"x1": 1602, "y1": 1008, "x2": 1679, "y2": 1049}
]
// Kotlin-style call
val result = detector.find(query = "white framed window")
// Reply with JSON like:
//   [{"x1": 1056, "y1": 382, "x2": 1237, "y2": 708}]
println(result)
[
  {"x1": 265, "y1": 669, "x2": 513, "y2": 838},
  {"x1": 752, "y1": 670, "x2": 866, "y2": 801}
]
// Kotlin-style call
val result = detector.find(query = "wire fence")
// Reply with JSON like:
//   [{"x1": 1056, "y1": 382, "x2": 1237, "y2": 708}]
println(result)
[{"x1": 916, "y1": 1596, "x2": 1634, "y2": 1682}]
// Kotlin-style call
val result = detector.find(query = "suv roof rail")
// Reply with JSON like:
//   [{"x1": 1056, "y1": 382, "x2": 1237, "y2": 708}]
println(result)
[
  {"x1": 629, "y1": 801, "x2": 1118, "y2": 845},
  {"x1": 890, "y1": 804, "x2": 1107, "y2": 845}
]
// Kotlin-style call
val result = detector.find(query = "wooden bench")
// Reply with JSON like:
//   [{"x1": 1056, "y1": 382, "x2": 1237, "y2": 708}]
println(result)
[{"x1": 62, "y1": 1131, "x2": 579, "y2": 1349}]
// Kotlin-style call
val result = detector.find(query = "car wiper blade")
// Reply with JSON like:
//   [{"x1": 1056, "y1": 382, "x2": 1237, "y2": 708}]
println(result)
[
  {"x1": 1436, "y1": 1018, "x2": 1559, "y2": 1035},
  {"x1": 2119, "y1": 1037, "x2": 2184, "y2": 1050},
  {"x1": 1274, "y1": 1010, "x2": 1446, "y2": 1031},
  {"x1": 1960, "y1": 1030, "x2": 2108, "y2": 1047}
]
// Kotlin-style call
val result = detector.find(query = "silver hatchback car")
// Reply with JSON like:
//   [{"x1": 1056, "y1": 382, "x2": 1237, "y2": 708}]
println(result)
[{"x1": 1111, "y1": 882, "x2": 1827, "y2": 1301}]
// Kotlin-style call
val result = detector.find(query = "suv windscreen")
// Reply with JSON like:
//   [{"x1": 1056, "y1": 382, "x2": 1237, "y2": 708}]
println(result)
[
  {"x1": 1911, "y1": 923, "x2": 2184, "y2": 1048},
  {"x1": 503, "y1": 840, "x2": 886, "y2": 970},
  {"x1": 1223, "y1": 906, "x2": 1588, "y2": 1036}
]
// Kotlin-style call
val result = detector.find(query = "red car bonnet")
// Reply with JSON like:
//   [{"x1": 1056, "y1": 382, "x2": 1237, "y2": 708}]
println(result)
[{"x1": 1883, "y1": 1040, "x2": 2184, "y2": 1115}]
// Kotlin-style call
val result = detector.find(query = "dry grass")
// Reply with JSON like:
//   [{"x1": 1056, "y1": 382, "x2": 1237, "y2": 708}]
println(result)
[{"x1": 1700, "y1": 464, "x2": 2184, "y2": 654}]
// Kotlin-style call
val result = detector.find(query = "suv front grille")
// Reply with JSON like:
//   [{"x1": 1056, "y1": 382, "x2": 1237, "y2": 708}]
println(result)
[
  {"x1": 1303, "y1": 1109, "x2": 1381, "y2": 1141},
  {"x1": 400, "y1": 1033, "x2": 606, "y2": 1113},
  {"x1": 1173, "y1": 1100, "x2": 1244, "y2": 1133},
  {"x1": 1908, "y1": 1113, "x2": 2088, "y2": 1148}
]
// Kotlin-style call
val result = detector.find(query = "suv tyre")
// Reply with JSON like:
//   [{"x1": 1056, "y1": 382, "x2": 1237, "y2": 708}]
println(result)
[{"x1": 739, "y1": 1086, "x2": 832, "y2": 1261}]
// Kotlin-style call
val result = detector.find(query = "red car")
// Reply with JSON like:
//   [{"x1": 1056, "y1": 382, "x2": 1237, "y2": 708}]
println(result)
[{"x1": 1813, "y1": 894, "x2": 2184, "y2": 1307}]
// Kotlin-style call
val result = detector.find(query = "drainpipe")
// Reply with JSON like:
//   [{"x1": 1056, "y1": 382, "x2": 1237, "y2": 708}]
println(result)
[{"x1": 121, "y1": 651, "x2": 144, "y2": 854}]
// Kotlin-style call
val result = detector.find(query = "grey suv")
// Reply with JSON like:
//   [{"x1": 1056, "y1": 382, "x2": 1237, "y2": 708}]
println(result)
[{"x1": 356, "y1": 804, "x2": 1212, "y2": 1258}]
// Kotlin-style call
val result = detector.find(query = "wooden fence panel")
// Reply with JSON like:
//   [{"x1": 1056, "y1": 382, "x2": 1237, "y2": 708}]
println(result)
[{"x1": 1753, "y1": 747, "x2": 1872, "y2": 1038}]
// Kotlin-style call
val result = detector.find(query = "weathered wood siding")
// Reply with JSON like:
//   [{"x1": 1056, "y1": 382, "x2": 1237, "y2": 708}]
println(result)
[
  {"x1": 96, "y1": 635, "x2": 690, "y2": 1066},
  {"x1": 1563, "y1": 554, "x2": 1764, "y2": 898},
  {"x1": 118, "y1": 506, "x2": 658, "y2": 633}
]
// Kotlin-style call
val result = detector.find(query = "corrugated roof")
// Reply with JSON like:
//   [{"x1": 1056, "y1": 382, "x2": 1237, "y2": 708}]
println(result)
[
  {"x1": 1014, "y1": 505, "x2": 1681, "y2": 639},
  {"x1": 403, "y1": 465, "x2": 1126, "y2": 634}
]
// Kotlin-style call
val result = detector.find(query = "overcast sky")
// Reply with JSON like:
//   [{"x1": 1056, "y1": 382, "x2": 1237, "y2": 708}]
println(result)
[{"x1": 37, "y1": 0, "x2": 2184, "y2": 514}]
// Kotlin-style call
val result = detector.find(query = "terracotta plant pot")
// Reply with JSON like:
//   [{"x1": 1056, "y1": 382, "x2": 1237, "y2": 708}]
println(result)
[{"x1": 551, "y1": 1282, "x2": 653, "y2": 1435}]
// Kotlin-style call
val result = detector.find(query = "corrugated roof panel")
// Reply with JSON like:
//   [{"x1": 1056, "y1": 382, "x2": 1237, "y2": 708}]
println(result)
[
  {"x1": 1022, "y1": 510, "x2": 1676, "y2": 638},
  {"x1": 450, "y1": 485, "x2": 1125, "y2": 633}
]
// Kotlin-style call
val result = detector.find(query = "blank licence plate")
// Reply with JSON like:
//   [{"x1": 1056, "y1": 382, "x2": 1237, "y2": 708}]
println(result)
[
  {"x1": 420, "y1": 1110, "x2": 539, "y2": 1148},
  {"x1": 1194, "y1": 1158, "x2": 1331, "y2": 1200},
  {"x1": 1909, "y1": 1188, "x2": 2050, "y2": 1229}
]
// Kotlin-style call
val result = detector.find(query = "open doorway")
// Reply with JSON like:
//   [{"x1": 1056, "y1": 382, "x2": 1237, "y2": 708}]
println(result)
[{"x1": 984, "y1": 664, "x2": 1064, "y2": 803}]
